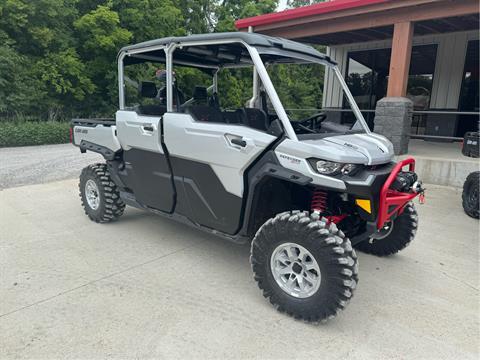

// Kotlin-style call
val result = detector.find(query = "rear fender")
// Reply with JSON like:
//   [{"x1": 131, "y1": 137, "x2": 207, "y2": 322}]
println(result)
[{"x1": 72, "y1": 124, "x2": 121, "y2": 160}]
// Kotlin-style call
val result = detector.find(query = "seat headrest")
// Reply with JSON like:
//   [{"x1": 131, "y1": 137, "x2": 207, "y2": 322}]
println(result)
[
  {"x1": 193, "y1": 86, "x2": 208, "y2": 101},
  {"x1": 139, "y1": 81, "x2": 157, "y2": 98}
]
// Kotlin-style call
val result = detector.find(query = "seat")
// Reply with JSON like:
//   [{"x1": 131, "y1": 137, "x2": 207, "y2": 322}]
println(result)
[
  {"x1": 209, "y1": 92, "x2": 220, "y2": 109},
  {"x1": 188, "y1": 105, "x2": 224, "y2": 123},
  {"x1": 259, "y1": 90, "x2": 269, "y2": 116},
  {"x1": 241, "y1": 108, "x2": 269, "y2": 131},
  {"x1": 137, "y1": 105, "x2": 167, "y2": 116},
  {"x1": 158, "y1": 85, "x2": 185, "y2": 108},
  {"x1": 192, "y1": 86, "x2": 208, "y2": 104},
  {"x1": 138, "y1": 81, "x2": 157, "y2": 98},
  {"x1": 222, "y1": 110, "x2": 243, "y2": 124}
]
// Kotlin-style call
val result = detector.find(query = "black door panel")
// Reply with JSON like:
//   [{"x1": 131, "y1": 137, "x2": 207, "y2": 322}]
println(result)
[
  {"x1": 122, "y1": 149, "x2": 175, "y2": 213},
  {"x1": 169, "y1": 156, "x2": 242, "y2": 234}
]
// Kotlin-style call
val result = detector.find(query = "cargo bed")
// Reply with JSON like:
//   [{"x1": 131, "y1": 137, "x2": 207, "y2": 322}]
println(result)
[{"x1": 72, "y1": 118, "x2": 115, "y2": 127}]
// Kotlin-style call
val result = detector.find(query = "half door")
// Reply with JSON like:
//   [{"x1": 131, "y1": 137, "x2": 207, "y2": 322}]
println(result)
[
  {"x1": 116, "y1": 110, "x2": 175, "y2": 213},
  {"x1": 163, "y1": 112, "x2": 276, "y2": 234}
]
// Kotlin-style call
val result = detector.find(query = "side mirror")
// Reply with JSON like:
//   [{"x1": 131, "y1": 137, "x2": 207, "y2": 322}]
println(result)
[
  {"x1": 268, "y1": 119, "x2": 284, "y2": 137},
  {"x1": 138, "y1": 81, "x2": 157, "y2": 98}
]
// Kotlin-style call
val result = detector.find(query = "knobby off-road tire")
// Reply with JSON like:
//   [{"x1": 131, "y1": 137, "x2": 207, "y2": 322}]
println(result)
[
  {"x1": 355, "y1": 202, "x2": 418, "y2": 256},
  {"x1": 79, "y1": 163, "x2": 125, "y2": 223},
  {"x1": 250, "y1": 211, "x2": 358, "y2": 323},
  {"x1": 462, "y1": 172, "x2": 479, "y2": 219}
]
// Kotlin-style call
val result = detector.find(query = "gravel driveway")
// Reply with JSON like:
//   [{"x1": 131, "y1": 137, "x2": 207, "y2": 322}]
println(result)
[{"x1": 0, "y1": 143, "x2": 102, "y2": 190}]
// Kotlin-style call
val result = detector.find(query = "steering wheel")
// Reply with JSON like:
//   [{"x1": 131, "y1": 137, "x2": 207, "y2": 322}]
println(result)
[{"x1": 293, "y1": 112, "x2": 327, "y2": 133}]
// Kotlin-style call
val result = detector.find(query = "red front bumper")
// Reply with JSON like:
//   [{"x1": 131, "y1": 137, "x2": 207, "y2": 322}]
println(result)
[{"x1": 377, "y1": 157, "x2": 420, "y2": 229}]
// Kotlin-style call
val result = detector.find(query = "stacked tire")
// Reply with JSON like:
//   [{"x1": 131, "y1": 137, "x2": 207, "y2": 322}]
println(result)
[{"x1": 462, "y1": 172, "x2": 479, "y2": 219}]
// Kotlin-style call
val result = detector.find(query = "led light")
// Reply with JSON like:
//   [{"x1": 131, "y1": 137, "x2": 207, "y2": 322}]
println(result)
[
  {"x1": 315, "y1": 160, "x2": 342, "y2": 175},
  {"x1": 341, "y1": 163, "x2": 359, "y2": 175}
]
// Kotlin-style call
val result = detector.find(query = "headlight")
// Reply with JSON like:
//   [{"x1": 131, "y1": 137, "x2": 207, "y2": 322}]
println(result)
[
  {"x1": 308, "y1": 159, "x2": 362, "y2": 176},
  {"x1": 314, "y1": 160, "x2": 343, "y2": 175},
  {"x1": 341, "y1": 163, "x2": 360, "y2": 175}
]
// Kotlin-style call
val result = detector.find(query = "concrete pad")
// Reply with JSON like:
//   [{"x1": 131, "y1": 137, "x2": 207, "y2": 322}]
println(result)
[
  {"x1": 0, "y1": 180, "x2": 478, "y2": 359},
  {"x1": 399, "y1": 139, "x2": 480, "y2": 188}
]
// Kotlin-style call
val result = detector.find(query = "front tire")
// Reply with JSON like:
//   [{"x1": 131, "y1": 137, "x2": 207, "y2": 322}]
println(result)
[
  {"x1": 355, "y1": 202, "x2": 418, "y2": 256},
  {"x1": 79, "y1": 163, "x2": 125, "y2": 223},
  {"x1": 250, "y1": 211, "x2": 358, "y2": 322},
  {"x1": 462, "y1": 172, "x2": 479, "y2": 219}
]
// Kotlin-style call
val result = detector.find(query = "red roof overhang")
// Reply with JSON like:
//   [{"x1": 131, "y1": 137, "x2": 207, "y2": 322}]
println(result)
[{"x1": 235, "y1": 0, "x2": 393, "y2": 29}]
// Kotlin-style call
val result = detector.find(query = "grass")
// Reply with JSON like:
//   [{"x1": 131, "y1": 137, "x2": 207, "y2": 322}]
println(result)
[{"x1": 0, "y1": 120, "x2": 70, "y2": 147}]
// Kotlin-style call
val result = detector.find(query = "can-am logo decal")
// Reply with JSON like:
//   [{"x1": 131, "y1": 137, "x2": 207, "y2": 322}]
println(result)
[
  {"x1": 279, "y1": 154, "x2": 301, "y2": 164},
  {"x1": 343, "y1": 142, "x2": 358, "y2": 150}
]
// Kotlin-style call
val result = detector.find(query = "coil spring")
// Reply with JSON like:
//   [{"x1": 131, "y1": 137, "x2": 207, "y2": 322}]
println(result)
[{"x1": 311, "y1": 189, "x2": 327, "y2": 213}]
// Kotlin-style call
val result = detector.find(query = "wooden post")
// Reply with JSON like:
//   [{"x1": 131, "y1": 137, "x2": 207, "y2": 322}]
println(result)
[{"x1": 387, "y1": 21, "x2": 414, "y2": 97}]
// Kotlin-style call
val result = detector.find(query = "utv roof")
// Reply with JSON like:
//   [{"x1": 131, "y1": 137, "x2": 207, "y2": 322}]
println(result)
[{"x1": 119, "y1": 32, "x2": 335, "y2": 68}]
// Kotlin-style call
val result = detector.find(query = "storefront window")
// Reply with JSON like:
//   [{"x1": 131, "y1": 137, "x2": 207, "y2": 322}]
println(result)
[
  {"x1": 406, "y1": 45, "x2": 438, "y2": 110},
  {"x1": 346, "y1": 45, "x2": 438, "y2": 109},
  {"x1": 458, "y1": 40, "x2": 479, "y2": 135},
  {"x1": 344, "y1": 44, "x2": 437, "y2": 127}
]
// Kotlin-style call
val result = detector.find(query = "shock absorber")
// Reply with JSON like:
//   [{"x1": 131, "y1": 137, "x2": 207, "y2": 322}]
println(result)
[
  {"x1": 311, "y1": 189, "x2": 327, "y2": 214},
  {"x1": 311, "y1": 189, "x2": 347, "y2": 224}
]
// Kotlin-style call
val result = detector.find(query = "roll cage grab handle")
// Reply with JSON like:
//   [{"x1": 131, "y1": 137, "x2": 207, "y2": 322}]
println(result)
[{"x1": 117, "y1": 41, "x2": 371, "y2": 141}]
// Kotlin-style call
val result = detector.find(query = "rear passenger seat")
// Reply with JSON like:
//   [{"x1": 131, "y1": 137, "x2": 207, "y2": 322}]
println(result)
[
  {"x1": 136, "y1": 105, "x2": 167, "y2": 116},
  {"x1": 188, "y1": 106, "x2": 270, "y2": 132},
  {"x1": 187, "y1": 105, "x2": 224, "y2": 123}
]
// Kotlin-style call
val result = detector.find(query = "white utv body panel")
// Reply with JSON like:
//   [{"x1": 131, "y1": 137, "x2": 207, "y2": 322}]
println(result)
[
  {"x1": 321, "y1": 133, "x2": 394, "y2": 165},
  {"x1": 73, "y1": 124, "x2": 121, "y2": 152},
  {"x1": 163, "y1": 112, "x2": 276, "y2": 197},
  {"x1": 275, "y1": 132, "x2": 394, "y2": 189},
  {"x1": 115, "y1": 110, "x2": 164, "y2": 153}
]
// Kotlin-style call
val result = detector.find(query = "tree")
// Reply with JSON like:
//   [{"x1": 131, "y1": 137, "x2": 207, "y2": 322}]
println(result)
[
  {"x1": 114, "y1": 0, "x2": 185, "y2": 42},
  {"x1": 33, "y1": 49, "x2": 96, "y2": 119},
  {"x1": 0, "y1": 45, "x2": 42, "y2": 116},
  {"x1": 215, "y1": 0, "x2": 278, "y2": 32},
  {"x1": 287, "y1": 0, "x2": 325, "y2": 8},
  {"x1": 73, "y1": 5, "x2": 133, "y2": 115},
  {"x1": 74, "y1": 5, "x2": 132, "y2": 58},
  {"x1": 0, "y1": 0, "x2": 327, "y2": 120}
]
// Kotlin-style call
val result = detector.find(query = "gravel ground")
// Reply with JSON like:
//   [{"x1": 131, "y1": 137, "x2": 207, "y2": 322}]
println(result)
[
  {"x1": 0, "y1": 144, "x2": 102, "y2": 190},
  {"x1": 0, "y1": 181, "x2": 478, "y2": 359}
]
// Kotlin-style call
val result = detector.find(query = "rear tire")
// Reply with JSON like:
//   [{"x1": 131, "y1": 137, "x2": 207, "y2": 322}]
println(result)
[
  {"x1": 462, "y1": 172, "x2": 479, "y2": 219},
  {"x1": 355, "y1": 202, "x2": 418, "y2": 256},
  {"x1": 79, "y1": 163, "x2": 125, "y2": 223},
  {"x1": 250, "y1": 211, "x2": 358, "y2": 322}
]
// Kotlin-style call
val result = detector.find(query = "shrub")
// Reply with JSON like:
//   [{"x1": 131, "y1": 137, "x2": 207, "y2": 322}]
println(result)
[{"x1": 0, "y1": 121, "x2": 70, "y2": 147}]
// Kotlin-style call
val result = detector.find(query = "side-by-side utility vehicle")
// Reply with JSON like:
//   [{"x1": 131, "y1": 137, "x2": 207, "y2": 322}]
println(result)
[{"x1": 72, "y1": 32, "x2": 424, "y2": 322}]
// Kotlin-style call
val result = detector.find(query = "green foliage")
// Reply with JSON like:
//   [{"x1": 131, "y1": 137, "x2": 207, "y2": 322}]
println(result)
[
  {"x1": 35, "y1": 49, "x2": 96, "y2": 102},
  {"x1": 287, "y1": 0, "x2": 325, "y2": 8},
  {"x1": 0, "y1": 45, "x2": 41, "y2": 114},
  {"x1": 269, "y1": 62, "x2": 325, "y2": 119},
  {"x1": 74, "y1": 5, "x2": 132, "y2": 57},
  {"x1": 0, "y1": 121, "x2": 70, "y2": 147},
  {"x1": 114, "y1": 0, "x2": 185, "y2": 41},
  {"x1": 0, "y1": 0, "x2": 327, "y2": 129},
  {"x1": 215, "y1": 0, "x2": 277, "y2": 32}
]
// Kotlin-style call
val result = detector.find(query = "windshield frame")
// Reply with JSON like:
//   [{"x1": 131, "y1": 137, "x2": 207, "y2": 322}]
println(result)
[
  {"x1": 254, "y1": 46, "x2": 372, "y2": 137},
  {"x1": 117, "y1": 38, "x2": 371, "y2": 141}
]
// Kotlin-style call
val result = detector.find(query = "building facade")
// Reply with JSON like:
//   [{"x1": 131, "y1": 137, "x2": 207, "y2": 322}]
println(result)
[{"x1": 236, "y1": 0, "x2": 479, "y2": 152}]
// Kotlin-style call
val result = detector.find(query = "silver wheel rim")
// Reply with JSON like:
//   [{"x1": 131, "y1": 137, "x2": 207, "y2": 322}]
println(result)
[
  {"x1": 85, "y1": 179, "x2": 100, "y2": 210},
  {"x1": 370, "y1": 221, "x2": 394, "y2": 241},
  {"x1": 270, "y1": 242, "x2": 321, "y2": 298}
]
